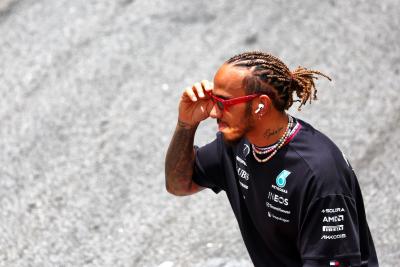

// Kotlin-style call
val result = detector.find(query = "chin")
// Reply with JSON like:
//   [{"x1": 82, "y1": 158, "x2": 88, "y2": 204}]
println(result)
[{"x1": 221, "y1": 129, "x2": 245, "y2": 147}]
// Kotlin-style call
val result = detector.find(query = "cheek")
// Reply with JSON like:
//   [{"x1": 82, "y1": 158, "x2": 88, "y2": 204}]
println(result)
[
  {"x1": 226, "y1": 105, "x2": 250, "y2": 123},
  {"x1": 228, "y1": 116, "x2": 252, "y2": 133},
  {"x1": 226, "y1": 115, "x2": 250, "y2": 130}
]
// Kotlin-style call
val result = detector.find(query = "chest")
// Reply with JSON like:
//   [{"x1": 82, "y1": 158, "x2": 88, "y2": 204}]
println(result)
[{"x1": 234, "y1": 147, "x2": 308, "y2": 239}]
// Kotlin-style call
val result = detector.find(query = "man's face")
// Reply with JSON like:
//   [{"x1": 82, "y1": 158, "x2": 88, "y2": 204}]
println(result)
[{"x1": 211, "y1": 64, "x2": 256, "y2": 145}]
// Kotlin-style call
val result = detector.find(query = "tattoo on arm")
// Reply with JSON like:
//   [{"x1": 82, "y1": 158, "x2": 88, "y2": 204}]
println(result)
[
  {"x1": 165, "y1": 120, "x2": 199, "y2": 195},
  {"x1": 264, "y1": 126, "x2": 283, "y2": 139}
]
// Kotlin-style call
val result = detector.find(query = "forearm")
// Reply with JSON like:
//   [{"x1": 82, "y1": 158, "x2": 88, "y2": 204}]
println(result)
[{"x1": 165, "y1": 120, "x2": 202, "y2": 196}]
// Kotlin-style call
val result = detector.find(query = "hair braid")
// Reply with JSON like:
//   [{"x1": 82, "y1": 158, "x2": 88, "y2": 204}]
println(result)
[
  {"x1": 291, "y1": 66, "x2": 332, "y2": 110},
  {"x1": 226, "y1": 51, "x2": 331, "y2": 111}
]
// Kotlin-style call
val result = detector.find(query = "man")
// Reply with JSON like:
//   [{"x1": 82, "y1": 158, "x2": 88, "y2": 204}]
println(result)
[{"x1": 165, "y1": 51, "x2": 378, "y2": 267}]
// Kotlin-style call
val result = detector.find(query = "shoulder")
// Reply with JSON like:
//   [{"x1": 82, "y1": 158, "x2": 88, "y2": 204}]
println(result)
[
  {"x1": 290, "y1": 119, "x2": 356, "y2": 197},
  {"x1": 196, "y1": 132, "x2": 224, "y2": 152},
  {"x1": 291, "y1": 119, "x2": 350, "y2": 176},
  {"x1": 195, "y1": 132, "x2": 236, "y2": 164}
]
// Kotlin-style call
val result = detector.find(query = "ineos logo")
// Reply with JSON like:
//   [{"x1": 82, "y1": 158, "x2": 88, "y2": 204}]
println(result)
[{"x1": 268, "y1": 192, "x2": 288, "y2": 206}]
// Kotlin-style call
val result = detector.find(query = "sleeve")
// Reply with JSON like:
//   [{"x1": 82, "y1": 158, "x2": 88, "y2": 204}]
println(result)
[
  {"x1": 192, "y1": 134, "x2": 226, "y2": 193},
  {"x1": 299, "y1": 194, "x2": 364, "y2": 267}
]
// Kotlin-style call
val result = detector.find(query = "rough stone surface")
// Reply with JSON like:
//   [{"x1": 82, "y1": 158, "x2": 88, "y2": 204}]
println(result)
[{"x1": 0, "y1": 0, "x2": 399, "y2": 266}]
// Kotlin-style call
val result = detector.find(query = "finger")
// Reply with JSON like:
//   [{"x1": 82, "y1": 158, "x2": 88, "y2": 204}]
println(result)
[
  {"x1": 201, "y1": 80, "x2": 213, "y2": 92},
  {"x1": 193, "y1": 82, "x2": 205, "y2": 98},
  {"x1": 185, "y1": 87, "x2": 197, "y2": 101}
]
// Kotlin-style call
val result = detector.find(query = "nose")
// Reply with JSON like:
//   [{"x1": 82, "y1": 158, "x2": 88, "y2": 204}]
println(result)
[{"x1": 209, "y1": 103, "x2": 223, "y2": 119}]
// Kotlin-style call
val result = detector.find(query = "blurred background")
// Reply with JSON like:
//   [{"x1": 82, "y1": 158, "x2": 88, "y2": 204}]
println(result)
[{"x1": 0, "y1": 0, "x2": 399, "y2": 266}]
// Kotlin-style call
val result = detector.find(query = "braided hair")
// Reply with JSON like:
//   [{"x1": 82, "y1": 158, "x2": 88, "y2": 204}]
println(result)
[{"x1": 226, "y1": 51, "x2": 331, "y2": 111}]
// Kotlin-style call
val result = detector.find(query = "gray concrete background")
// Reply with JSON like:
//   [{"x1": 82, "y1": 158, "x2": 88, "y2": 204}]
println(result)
[{"x1": 0, "y1": 0, "x2": 399, "y2": 266}]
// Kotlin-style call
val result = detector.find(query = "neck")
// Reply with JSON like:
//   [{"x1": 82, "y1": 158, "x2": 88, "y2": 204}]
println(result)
[{"x1": 246, "y1": 110, "x2": 289, "y2": 147}]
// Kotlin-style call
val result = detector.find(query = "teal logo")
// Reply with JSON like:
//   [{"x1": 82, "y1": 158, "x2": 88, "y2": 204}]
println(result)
[{"x1": 276, "y1": 170, "x2": 291, "y2": 188}]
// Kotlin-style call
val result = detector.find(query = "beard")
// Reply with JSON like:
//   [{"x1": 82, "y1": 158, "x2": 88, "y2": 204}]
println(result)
[{"x1": 220, "y1": 103, "x2": 255, "y2": 147}]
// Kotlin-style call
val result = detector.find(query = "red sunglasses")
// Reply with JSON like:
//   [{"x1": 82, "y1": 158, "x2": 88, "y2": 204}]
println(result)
[{"x1": 205, "y1": 90, "x2": 260, "y2": 111}]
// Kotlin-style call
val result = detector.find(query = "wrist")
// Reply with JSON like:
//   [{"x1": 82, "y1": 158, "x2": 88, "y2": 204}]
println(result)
[{"x1": 177, "y1": 120, "x2": 199, "y2": 130}]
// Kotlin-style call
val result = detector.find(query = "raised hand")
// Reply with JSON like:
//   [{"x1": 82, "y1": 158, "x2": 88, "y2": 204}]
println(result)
[{"x1": 178, "y1": 80, "x2": 214, "y2": 127}]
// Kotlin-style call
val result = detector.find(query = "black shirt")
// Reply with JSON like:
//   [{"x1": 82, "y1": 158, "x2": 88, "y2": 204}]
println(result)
[{"x1": 192, "y1": 118, "x2": 378, "y2": 267}]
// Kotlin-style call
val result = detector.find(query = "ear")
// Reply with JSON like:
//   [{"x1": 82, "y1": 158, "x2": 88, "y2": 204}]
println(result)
[{"x1": 253, "y1": 94, "x2": 272, "y2": 116}]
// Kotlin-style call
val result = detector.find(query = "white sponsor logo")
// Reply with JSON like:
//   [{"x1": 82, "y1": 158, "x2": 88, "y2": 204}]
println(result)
[
  {"x1": 239, "y1": 181, "x2": 248, "y2": 189},
  {"x1": 243, "y1": 144, "x2": 250, "y2": 157},
  {"x1": 267, "y1": 192, "x2": 289, "y2": 206},
  {"x1": 236, "y1": 156, "x2": 247, "y2": 166},
  {"x1": 323, "y1": 215, "x2": 344, "y2": 223},
  {"x1": 271, "y1": 184, "x2": 288, "y2": 194},
  {"x1": 268, "y1": 211, "x2": 289, "y2": 223},
  {"x1": 321, "y1": 234, "x2": 347, "y2": 240},
  {"x1": 322, "y1": 225, "x2": 344, "y2": 232},
  {"x1": 266, "y1": 202, "x2": 291, "y2": 214},
  {"x1": 321, "y1": 208, "x2": 345, "y2": 213},
  {"x1": 237, "y1": 167, "x2": 249, "y2": 180}
]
